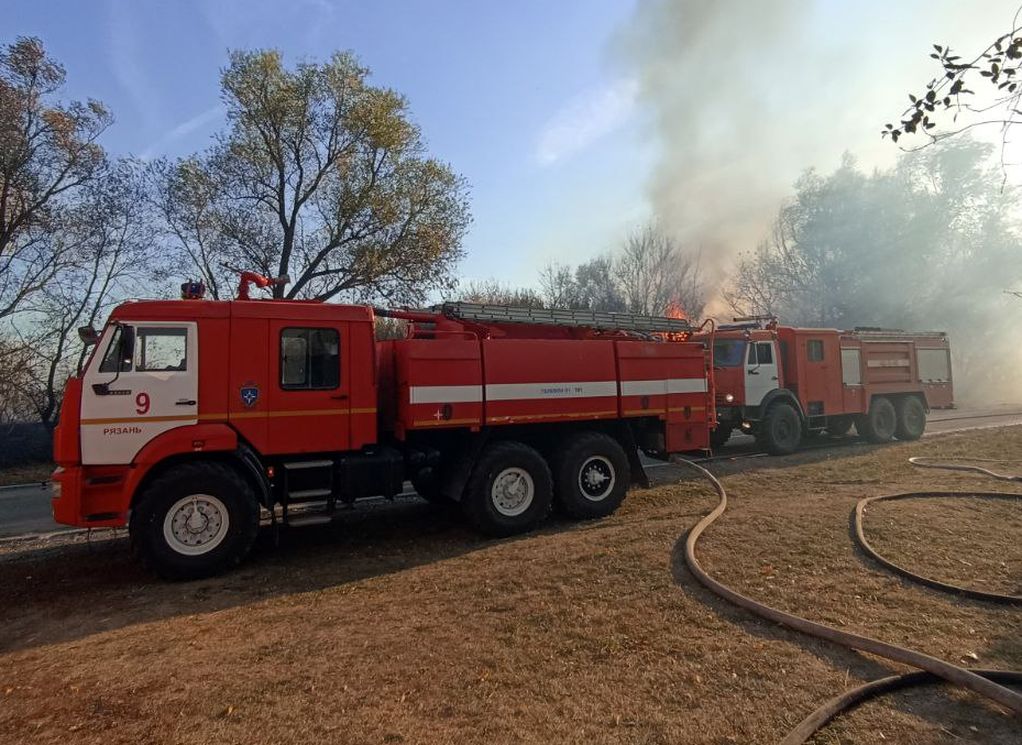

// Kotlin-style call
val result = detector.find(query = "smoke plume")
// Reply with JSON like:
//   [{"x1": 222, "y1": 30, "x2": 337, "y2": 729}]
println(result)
[
  {"x1": 619, "y1": 0, "x2": 1022, "y2": 404},
  {"x1": 621, "y1": 0, "x2": 1019, "y2": 292}
]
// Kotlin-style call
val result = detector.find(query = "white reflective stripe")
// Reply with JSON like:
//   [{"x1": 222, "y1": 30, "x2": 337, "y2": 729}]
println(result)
[
  {"x1": 621, "y1": 378, "x2": 708, "y2": 396},
  {"x1": 485, "y1": 381, "x2": 618, "y2": 401},
  {"x1": 667, "y1": 378, "x2": 708, "y2": 394},
  {"x1": 409, "y1": 385, "x2": 483, "y2": 404},
  {"x1": 620, "y1": 379, "x2": 667, "y2": 396},
  {"x1": 411, "y1": 378, "x2": 706, "y2": 404}
]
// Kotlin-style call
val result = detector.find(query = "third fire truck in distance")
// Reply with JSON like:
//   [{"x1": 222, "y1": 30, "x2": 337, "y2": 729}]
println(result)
[{"x1": 695, "y1": 317, "x2": 954, "y2": 454}]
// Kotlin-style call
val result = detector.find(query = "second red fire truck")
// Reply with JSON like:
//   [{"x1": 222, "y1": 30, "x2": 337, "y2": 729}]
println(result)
[
  {"x1": 697, "y1": 317, "x2": 953, "y2": 454},
  {"x1": 50, "y1": 281, "x2": 953, "y2": 578}
]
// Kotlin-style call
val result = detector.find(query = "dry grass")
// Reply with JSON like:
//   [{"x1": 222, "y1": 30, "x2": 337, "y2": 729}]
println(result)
[
  {"x1": 1, "y1": 429, "x2": 1021, "y2": 744},
  {"x1": 0, "y1": 461, "x2": 53, "y2": 487}
]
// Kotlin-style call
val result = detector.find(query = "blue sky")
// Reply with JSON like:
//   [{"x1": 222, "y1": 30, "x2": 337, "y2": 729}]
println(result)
[{"x1": 7, "y1": 0, "x2": 649, "y2": 289}]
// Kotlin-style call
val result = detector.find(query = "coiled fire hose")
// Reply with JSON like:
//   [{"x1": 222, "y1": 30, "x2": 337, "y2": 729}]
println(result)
[{"x1": 675, "y1": 456, "x2": 1022, "y2": 743}]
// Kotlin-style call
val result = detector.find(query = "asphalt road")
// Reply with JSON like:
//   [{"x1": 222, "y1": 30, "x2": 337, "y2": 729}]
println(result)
[{"x1": 2, "y1": 403, "x2": 1021, "y2": 540}]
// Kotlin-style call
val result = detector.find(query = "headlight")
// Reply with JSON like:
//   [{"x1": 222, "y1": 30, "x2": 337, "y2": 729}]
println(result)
[{"x1": 724, "y1": 393, "x2": 735, "y2": 403}]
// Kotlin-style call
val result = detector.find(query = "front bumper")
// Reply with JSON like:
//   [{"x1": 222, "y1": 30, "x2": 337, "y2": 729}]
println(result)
[{"x1": 51, "y1": 465, "x2": 131, "y2": 528}]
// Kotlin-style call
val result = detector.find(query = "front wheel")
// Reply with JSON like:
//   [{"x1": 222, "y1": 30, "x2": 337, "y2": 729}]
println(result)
[
  {"x1": 761, "y1": 402, "x2": 802, "y2": 455},
  {"x1": 553, "y1": 432, "x2": 630, "y2": 519},
  {"x1": 462, "y1": 441, "x2": 553, "y2": 537},
  {"x1": 129, "y1": 461, "x2": 260, "y2": 580}
]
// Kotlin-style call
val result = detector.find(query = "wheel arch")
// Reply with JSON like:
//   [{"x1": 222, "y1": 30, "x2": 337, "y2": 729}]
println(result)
[
  {"x1": 759, "y1": 389, "x2": 805, "y2": 423},
  {"x1": 126, "y1": 425, "x2": 270, "y2": 510}
]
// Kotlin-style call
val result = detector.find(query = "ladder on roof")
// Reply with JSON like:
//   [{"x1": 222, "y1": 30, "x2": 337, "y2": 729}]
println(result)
[
  {"x1": 438, "y1": 301, "x2": 694, "y2": 334},
  {"x1": 851, "y1": 327, "x2": 947, "y2": 339}
]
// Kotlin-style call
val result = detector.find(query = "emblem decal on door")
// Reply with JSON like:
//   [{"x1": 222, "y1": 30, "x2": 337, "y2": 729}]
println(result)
[{"x1": 240, "y1": 383, "x2": 260, "y2": 407}]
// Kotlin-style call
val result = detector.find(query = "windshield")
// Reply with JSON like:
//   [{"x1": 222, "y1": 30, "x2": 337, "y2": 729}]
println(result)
[{"x1": 713, "y1": 339, "x2": 747, "y2": 367}]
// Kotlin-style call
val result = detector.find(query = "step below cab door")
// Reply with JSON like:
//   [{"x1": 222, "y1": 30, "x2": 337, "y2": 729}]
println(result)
[
  {"x1": 264, "y1": 320, "x2": 351, "y2": 455},
  {"x1": 81, "y1": 321, "x2": 198, "y2": 465}
]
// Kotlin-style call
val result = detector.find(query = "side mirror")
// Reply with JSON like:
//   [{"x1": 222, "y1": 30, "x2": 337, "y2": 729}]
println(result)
[
  {"x1": 92, "y1": 382, "x2": 110, "y2": 396},
  {"x1": 78, "y1": 325, "x2": 99, "y2": 346}
]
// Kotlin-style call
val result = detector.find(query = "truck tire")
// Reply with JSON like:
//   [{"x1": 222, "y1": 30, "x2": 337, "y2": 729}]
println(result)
[
  {"x1": 858, "y1": 396, "x2": 897, "y2": 443},
  {"x1": 129, "y1": 461, "x2": 260, "y2": 580},
  {"x1": 761, "y1": 402, "x2": 802, "y2": 455},
  {"x1": 462, "y1": 441, "x2": 553, "y2": 537},
  {"x1": 552, "y1": 432, "x2": 630, "y2": 519},
  {"x1": 710, "y1": 426, "x2": 732, "y2": 451},
  {"x1": 894, "y1": 396, "x2": 926, "y2": 441}
]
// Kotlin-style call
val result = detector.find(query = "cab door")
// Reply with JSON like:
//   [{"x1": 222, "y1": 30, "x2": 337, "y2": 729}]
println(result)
[
  {"x1": 264, "y1": 321, "x2": 351, "y2": 454},
  {"x1": 80, "y1": 321, "x2": 198, "y2": 465},
  {"x1": 745, "y1": 340, "x2": 779, "y2": 406}
]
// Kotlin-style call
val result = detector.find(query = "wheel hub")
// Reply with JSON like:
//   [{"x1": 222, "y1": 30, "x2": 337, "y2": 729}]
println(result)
[
  {"x1": 491, "y1": 468, "x2": 535, "y2": 517},
  {"x1": 163, "y1": 494, "x2": 230, "y2": 556},
  {"x1": 578, "y1": 456, "x2": 615, "y2": 501}
]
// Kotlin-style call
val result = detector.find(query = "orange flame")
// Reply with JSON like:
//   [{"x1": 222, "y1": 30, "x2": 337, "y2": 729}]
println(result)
[{"x1": 665, "y1": 299, "x2": 687, "y2": 320}]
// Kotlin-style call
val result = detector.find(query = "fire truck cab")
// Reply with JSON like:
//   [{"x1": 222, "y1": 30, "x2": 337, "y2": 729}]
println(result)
[
  {"x1": 52, "y1": 285, "x2": 715, "y2": 579},
  {"x1": 698, "y1": 318, "x2": 954, "y2": 454}
]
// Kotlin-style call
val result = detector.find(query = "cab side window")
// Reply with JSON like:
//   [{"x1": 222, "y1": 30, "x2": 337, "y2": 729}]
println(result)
[
  {"x1": 807, "y1": 339, "x2": 824, "y2": 362},
  {"x1": 756, "y1": 342, "x2": 773, "y2": 364},
  {"x1": 98, "y1": 325, "x2": 131, "y2": 373},
  {"x1": 280, "y1": 327, "x2": 340, "y2": 390},
  {"x1": 136, "y1": 327, "x2": 188, "y2": 371}
]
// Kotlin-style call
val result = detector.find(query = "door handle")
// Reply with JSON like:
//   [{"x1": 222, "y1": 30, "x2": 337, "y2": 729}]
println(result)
[
  {"x1": 175, "y1": 399, "x2": 197, "y2": 406},
  {"x1": 771, "y1": 376, "x2": 778, "y2": 381},
  {"x1": 330, "y1": 393, "x2": 349, "y2": 401}
]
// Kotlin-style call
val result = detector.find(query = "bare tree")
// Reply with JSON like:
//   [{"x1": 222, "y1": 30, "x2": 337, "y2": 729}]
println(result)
[
  {"x1": 617, "y1": 223, "x2": 704, "y2": 317},
  {"x1": 0, "y1": 37, "x2": 111, "y2": 319},
  {"x1": 10, "y1": 163, "x2": 162, "y2": 429},
  {"x1": 538, "y1": 263, "x2": 579, "y2": 308},
  {"x1": 457, "y1": 279, "x2": 545, "y2": 307}
]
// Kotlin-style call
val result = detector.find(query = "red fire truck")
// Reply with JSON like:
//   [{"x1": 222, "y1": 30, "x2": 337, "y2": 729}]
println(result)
[
  {"x1": 51, "y1": 283, "x2": 715, "y2": 578},
  {"x1": 697, "y1": 318, "x2": 954, "y2": 454}
]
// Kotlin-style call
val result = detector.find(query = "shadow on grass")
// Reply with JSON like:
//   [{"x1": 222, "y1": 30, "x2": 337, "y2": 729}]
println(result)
[{"x1": 0, "y1": 496, "x2": 504, "y2": 655}]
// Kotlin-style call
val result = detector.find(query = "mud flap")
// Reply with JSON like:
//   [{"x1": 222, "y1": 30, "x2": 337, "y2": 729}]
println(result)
[
  {"x1": 440, "y1": 432, "x2": 491, "y2": 502},
  {"x1": 618, "y1": 424, "x2": 650, "y2": 488}
]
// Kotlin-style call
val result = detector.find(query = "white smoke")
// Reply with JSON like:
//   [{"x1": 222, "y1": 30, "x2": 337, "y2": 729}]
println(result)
[{"x1": 620, "y1": 0, "x2": 1022, "y2": 298}]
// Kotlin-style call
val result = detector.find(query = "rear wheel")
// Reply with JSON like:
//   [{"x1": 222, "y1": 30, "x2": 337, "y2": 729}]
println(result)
[
  {"x1": 552, "y1": 432, "x2": 630, "y2": 519},
  {"x1": 894, "y1": 396, "x2": 926, "y2": 441},
  {"x1": 761, "y1": 402, "x2": 802, "y2": 455},
  {"x1": 129, "y1": 461, "x2": 260, "y2": 580},
  {"x1": 462, "y1": 441, "x2": 553, "y2": 537},
  {"x1": 857, "y1": 397, "x2": 897, "y2": 443}
]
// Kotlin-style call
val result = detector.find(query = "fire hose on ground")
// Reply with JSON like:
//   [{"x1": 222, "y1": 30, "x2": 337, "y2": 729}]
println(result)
[{"x1": 674, "y1": 455, "x2": 1022, "y2": 743}]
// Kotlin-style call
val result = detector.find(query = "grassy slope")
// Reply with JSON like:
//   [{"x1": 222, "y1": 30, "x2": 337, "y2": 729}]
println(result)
[{"x1": 0, "y1": 429, "x2": 1020, "y2": 744}]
